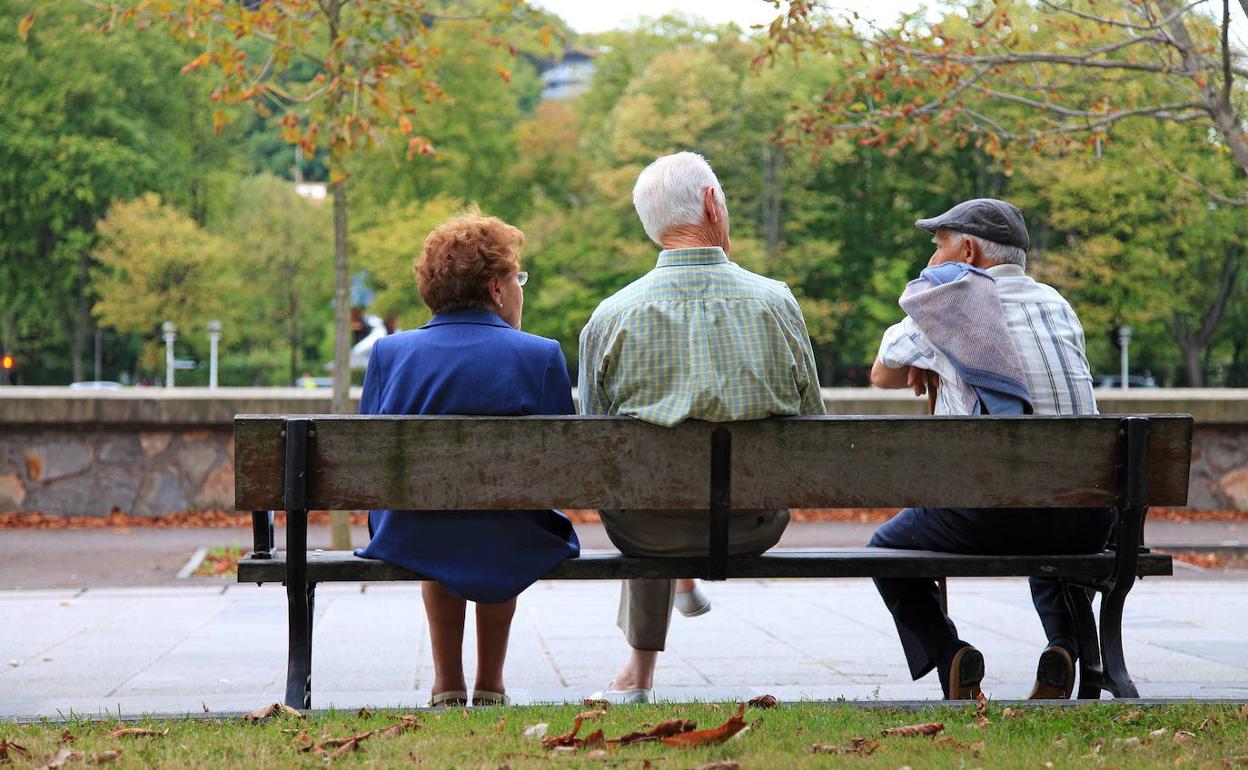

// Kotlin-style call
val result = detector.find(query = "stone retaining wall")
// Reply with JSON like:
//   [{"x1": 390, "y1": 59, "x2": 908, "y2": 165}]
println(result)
[{"x1": 1, "y1": 387, "x2": 1246, "y2": 516}]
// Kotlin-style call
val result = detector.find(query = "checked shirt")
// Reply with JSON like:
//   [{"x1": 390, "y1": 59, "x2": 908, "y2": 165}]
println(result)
[{"x1": 578, "y1": 247, "x2": 825, "y2": 426}]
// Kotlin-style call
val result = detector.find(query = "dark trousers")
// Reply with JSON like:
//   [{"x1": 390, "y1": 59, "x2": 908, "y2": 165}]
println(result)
[{"x1": 868, "y1": 506, "x2": 1115, "y2": 681}]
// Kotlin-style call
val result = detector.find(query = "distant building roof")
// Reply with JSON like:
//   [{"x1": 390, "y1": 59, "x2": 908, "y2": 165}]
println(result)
[{"x1": 540, "y1": 48, "x2": 599, "y2": 101}]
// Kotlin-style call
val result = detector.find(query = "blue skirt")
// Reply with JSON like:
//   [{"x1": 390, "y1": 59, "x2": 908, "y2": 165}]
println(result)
[{"x1": 355, "y1": 508, "x2": 580, "y2": 603}]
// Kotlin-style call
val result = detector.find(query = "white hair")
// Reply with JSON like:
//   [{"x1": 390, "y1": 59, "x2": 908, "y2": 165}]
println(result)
[
  {"x1": 632, "y1": 152, "x2": 726, "y2": 245},
  {"x1": 949, "y1": 231, "x2": 1027, "y2": 269}
]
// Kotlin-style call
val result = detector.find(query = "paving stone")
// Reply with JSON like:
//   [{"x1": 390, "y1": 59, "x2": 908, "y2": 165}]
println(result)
[{"x1": 2, "y1": 578, "x2": 1247, "y2": 717}]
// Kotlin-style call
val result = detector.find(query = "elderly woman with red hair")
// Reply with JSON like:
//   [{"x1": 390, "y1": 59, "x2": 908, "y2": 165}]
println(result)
[{"x1": 355, "y1": 211, "x2": 579, "y2": 708}]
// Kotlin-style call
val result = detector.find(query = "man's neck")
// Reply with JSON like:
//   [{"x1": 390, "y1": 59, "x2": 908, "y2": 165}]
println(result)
[{"x1": 659, "y1": 224, "x2": 727, "y2": 252}]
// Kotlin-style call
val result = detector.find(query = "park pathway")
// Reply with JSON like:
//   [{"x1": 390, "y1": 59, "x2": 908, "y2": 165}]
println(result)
[{"x1": 3, "y1": 576, "x2": 1246, "y2": 718}]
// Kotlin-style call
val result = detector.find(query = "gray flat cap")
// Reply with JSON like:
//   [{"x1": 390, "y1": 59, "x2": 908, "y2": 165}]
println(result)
[{"x1": 916, "y1": 198, "x2": 1030, "y2": 252}]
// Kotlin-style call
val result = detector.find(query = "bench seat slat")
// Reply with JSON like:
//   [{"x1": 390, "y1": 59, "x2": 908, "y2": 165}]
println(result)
[
  {"x1": 237, "y1": 548, "x2": 1173, "y2": 583},
  {"x1": 234, "y1": 415, "x2": 1193, "y2": 511}
]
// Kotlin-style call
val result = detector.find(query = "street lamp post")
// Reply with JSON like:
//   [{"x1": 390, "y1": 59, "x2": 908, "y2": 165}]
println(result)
[
  {"x1": 162, "y1": 321, "x2": 177, "y2": 388},
  {"x1": 1117, "y1": 325, "x2": 1132, "y2": 390},
  {"x1": 207, "y1": 320, "x2": 222, "y2": 390}
]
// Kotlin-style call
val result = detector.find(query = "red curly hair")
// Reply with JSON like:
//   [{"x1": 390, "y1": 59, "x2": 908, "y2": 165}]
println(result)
[{"x1": 415, "y1": 212, "x2": 523, "y2": 314}]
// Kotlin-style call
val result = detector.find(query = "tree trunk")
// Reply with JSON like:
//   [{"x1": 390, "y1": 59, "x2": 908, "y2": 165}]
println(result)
[
  {"x1": 1171, "y1": 244, "x2": 1244, "y2": 386},
  {"x1": 331, "y1": 179, "x2": 351, "y2": 413},
  {"x1": 330, "y1": 178, "x2": 353, "y2": 550},
  {"x1": 71, "y1": 250, "x2": 89, "y2": 382},
  {"x1": 288, "y1": 290, "x2": 300, "y2": 387},
  {"x1": 762, "y1": 144, "x2": 783, "y2": 250},
  {"x1": 1180, "y1": 342, "x2": 1204, "y2": 387}
]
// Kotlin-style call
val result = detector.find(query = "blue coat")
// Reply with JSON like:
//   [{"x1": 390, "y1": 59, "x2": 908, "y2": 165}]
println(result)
[{"x1": 354, "y1": 309, "x2": 580, "y2": 603}]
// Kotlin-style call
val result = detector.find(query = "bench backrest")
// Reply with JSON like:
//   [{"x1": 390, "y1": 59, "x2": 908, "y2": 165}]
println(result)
[{"x1": 234, "y1": 414, "x2": 1192, "y2": 511}]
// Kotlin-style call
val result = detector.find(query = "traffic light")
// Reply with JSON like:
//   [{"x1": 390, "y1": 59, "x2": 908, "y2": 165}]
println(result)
[
  {"x1": 1, "y1": 354, "x2": 11, "y2": 371},
  {"x1": 0, "y1": 352, "x2": 12, "y2": 386}
]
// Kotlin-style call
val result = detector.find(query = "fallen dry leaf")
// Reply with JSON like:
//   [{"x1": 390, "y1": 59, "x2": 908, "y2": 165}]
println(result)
[
  {"x1": 243, "y1": 703, "x2": 303, "y2": 722},
  {"x1": 812, "y1": 737, "x2": 880, "y2": 755},
  {"x1": 1116, "y1": 710, "x2": 1145, "y2": 723},
  {"x1": 543, "y1": 717, "x2": 587, "y2": 749},
  {"x1": 1114, "y1": 736, "x2": 1143, "y2": 749},
  {"x1": 695, "y1": 763, "x2": 741, "y2": 770},
  {"x1": 883, "y1": 722, "x2": 944, "y2": 737},
  {"x1": 934, "y1": 736, "x2": 980, "y2": 752},
  {"x1": 661, "y1": 704, "x2": 752, "y2": 748},
  {"x1": 748, "y1": 694, "x2": 778, "y2": 709},
  {"x1": 1174, "y1": 731, "x2": 1196, "y2": 744},
  {"x1": 0, "y1": 740, "x2": 31, "y2": 761},
  {"x1": 58, "y1": 731, "x2": 74, "y2": 744},
  {"x1": 379, "y1": 715, "x2": 420, "y2": 737},
  {"x1": 974, "y1": 691, "x2": 992, "y2": 726},
  {"x1": 37, "y1": 748, "x2": 82, "y2": 770},
  {"x1": 90, "y1": 750, "x2": 123, "y2": 765},
  {"x1": 542, "y1": 718, "x2": 606, "y2": 751},
  {"x1": 108, "y1": 727, "x2": 168, "y2": 738},
  {"x1": 494, "y1": 717, "x2": 506, "y2": 733},
  {"x1": 1200, "y1": 717, "x2": 1220, "y2": 731},
  {"x1": 610, "y1": 719, "x2": 697, "y2": 746},
  {"x1": 581, "y1": 699, "x2": 610, "y2": 711},
  {"x1": 575, "y1": 710, "x2": 607, "y2": 720},
  {"x1": 1002, "y1": 707, "x2": 1025, "y2": 719},
  {"x1": 356, "y1": 707, "x2": 373, "y2": 719},
  {"x1": 584, "y1": 749, "x2": 609, "y2": 760}
]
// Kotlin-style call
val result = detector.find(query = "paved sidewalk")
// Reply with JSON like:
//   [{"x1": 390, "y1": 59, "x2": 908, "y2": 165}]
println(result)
[{"x1": 3, "y1": 577, "x2": 1246, "y2": 718}]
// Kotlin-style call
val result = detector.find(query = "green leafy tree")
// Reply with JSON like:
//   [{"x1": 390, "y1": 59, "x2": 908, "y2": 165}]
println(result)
[
  {"x1": 92, "y1": 194, "x2": 233, "y2": 375},
  {"x1": 2, "y1": 1, "x2": 237, "y2": 383},
  {"x1": 1013, "y1": 121, "x2": 1248, "y2": 384},
  {"x1": 225, "y1": 175, "x2": 335, "y2": 385},
  {"x1": 38, "y1": 0, "x2": 540, "y2": 411}
]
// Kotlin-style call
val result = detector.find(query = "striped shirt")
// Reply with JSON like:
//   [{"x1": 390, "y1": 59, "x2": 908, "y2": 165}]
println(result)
[
  {"x1": 878, "y1": 263, "x2": 1097, "y2": 416},
  {"x1": 578, "y1": 247, "x2": 825, "y2": 427}
]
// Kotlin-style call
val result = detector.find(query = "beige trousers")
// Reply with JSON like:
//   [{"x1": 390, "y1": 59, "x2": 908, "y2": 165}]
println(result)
[{"x1": 598, "y1": 508, "x2": 790, "y2": 651}]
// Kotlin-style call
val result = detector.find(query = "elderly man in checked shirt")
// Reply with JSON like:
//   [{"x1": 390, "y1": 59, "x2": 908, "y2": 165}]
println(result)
[
  {"x1": 869, "y1": 199, "x2": 1108, "y2": 701},
  {"x1": 579, "y1": 152, "x2": 825, "y2": 703}
]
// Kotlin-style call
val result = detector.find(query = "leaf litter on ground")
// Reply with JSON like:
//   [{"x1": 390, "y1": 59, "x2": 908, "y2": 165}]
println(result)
[
  {"x1": 108, "y1": 727, "x2": 167, "y2": 739},
  {"x1": 812, "y1": 737, "x2": 880, "y2": 755},
  {"x1": 0, "y1": 740, "x2": 31, "y2": 761},
  {"x1": 882, "y1": 722, "x2": 944, "y2": 737},
  {"x1": 242, "y1": 703, "x2": 303, "y2": 722}
]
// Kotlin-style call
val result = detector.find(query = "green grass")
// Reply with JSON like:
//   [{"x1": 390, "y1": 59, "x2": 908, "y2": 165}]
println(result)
[
  {"x1": 192, "y1": 544, "x2": 245, "y2": 577},
  {"x1": 2, "y1": 702, "x2": 1246, "y2": 769}
]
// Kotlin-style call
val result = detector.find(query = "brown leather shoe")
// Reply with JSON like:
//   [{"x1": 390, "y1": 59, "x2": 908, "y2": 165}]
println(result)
[
  {"x1": 1028, "y1": 646, "x2": 1075, "y2": 699},
  {"x1": 946, "y1": 645, "x2": 985, "y2": 700}
]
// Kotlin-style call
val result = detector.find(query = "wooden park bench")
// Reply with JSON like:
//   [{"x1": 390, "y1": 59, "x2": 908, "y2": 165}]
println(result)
[{"x1": 235, "y1": 413, "x2": 1192, "y2": 709}]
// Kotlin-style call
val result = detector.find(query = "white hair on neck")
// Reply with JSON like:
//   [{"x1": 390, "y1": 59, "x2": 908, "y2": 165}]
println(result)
[
  {"x1": 632, "y1": 152, "x2": 725, "y2": 245},
  {"x1": 949, "y1": 231, "x2": 1027, "y2": 269}
]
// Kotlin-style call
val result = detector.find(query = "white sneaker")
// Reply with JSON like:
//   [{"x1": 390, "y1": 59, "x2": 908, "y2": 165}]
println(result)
[
  {"x1": 674, "y1": 584, "x2": 712, "y2": 617},
  {"x1": 588, "y1": 683, "x2": 653, "y2": 704}
]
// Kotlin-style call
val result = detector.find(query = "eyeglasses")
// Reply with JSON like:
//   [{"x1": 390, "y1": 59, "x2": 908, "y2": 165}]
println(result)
[{"x1": 516, "y1": 271, "x2": 529, "y2": 287}]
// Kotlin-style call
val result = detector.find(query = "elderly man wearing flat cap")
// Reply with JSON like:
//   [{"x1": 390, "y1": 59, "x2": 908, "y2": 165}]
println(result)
[{"x1": 868, "y1": 198, "x2": 1104, "y2": 701}]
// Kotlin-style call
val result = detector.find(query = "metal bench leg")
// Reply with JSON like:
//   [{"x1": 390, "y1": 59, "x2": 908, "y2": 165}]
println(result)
[
  {"x1": 1098, "y1": 572, "x2": 1139, "y2": 698},
  {"x1": 251, "y1": 510, "x2": 275, "y2": 558},
  {"x1": 284, "y1": 509, "x2": 312, "y2": 709},
  {"x1": 1064, "y1": 582, "x2": 1105, "y2": 699},
  {"x1": 281, "y1": 419, "x2": 313, "y2": 709}
]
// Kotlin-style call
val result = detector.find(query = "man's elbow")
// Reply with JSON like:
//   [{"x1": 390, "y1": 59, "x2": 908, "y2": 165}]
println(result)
[{"x1": 869, "y1": 360, "x2": 902, "y2": 389}]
